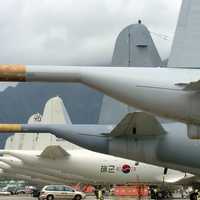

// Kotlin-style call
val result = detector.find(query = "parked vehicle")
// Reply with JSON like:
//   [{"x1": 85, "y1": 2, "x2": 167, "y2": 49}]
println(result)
[
  {"x1": 39, "y1": 185, "x2": 86, "y2": 200},
  {"x1": 16, "y1": 187, "x2": 27, "y2": 195},
  {"x1": 32, "y1": 188, "x2": 40, "y2": 198},
  {"x1": 25, "y1": 186, "x2": 37, "y2": 194},
  {"x1": 0, "y1": 190, "x2": 11, "y2": 196},
  {"x1": 2, "y1": 186, "x2": 17, "y2": 195},
  {"x1": 16, "y1": 188, "x2": 26, "y2": 194}
]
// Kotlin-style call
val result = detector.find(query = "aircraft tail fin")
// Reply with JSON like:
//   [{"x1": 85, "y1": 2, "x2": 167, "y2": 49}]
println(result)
[
  {"x1": 112, "y1": 23, "x2": 161, "y2": 67},
  {"x1": 99, "y1": 23, "x2": 161, "y2": 125},
  {"x1": 42, "y1": 96, "x2": 72, "y2": 125},
  {"x1": 168, "y1": 0, "x2": 200, "y2": 68},
  {"x1": 111, "y1": 112, "x2": 166, "y2": 137}
]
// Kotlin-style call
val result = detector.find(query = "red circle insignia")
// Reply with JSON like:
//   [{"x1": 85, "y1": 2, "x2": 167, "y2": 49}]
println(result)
[{"x1": 122, "y1": 164, "x2": 131, "y2": 174}]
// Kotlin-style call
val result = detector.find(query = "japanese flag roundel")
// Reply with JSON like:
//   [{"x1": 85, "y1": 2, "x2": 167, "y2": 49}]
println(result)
[{"x1": 122, "y1": 164, "x2": 131, "y2": 174}]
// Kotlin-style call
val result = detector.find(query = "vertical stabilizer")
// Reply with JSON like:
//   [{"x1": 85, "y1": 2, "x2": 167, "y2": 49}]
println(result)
[
  {"x1": 168, "y1": 0, "x2": 200, "y2": 68},
  {"x1": 42, "y1": 96, "x2": 72, "y2": 124},
  {"x1": 112, "y1": 23, "x2": 161, "y2": 67},
  {"x1": 99, "y1": 97, "x2": 136, "y2": 124},
  {"x1": 99, "y1": 23, "x2": 160, "y2": 124},
  {"x1": 38, "y1": 96, "x2": 80, "y2": 150}
]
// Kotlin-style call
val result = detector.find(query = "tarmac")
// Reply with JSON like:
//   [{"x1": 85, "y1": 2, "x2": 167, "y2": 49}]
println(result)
[
  {"x1": 0, "y1": 195, "x2": 151, "y2": 200},
  {"x1": 0, "y1": 194, "x2": 190, "y2": 200}
]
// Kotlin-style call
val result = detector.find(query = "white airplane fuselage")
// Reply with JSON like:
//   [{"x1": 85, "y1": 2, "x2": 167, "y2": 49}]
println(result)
[
  {"x1": 0, "y1": 167, "x2": 53, "y2": 185},
  {"x1": 0, "y1": 159, "x2": 67, "y2": 184},
  {"x1": 1, "y1": 149, "x2": 189, "y2": 184},
  {"x1": 0, "y1": 156, "x2": 95, "y2": 184}
]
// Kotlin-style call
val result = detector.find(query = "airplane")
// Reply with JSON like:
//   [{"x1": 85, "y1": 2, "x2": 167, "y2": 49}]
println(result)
[
  {"x1": 0, "y1": 64, "x2": 199, "y2": 140},
  {"x1": 0, "y1": 0, "x2": 199, "y2": 186},
  {"x1": 0, "y1": 145, "x2": 193, "y2": 185},
  {"x1": 0, "y1": 0, "x2": 200, "y2": 139},
  {"x1": 1, "y1": 110, "x2": 200, "y2": 176},
  {"x1": 0, "y1": 96, "x2": 198, "y2": 179},
  {"x1": 0, "y1": 96, "x2": 192, "y2": 185}
]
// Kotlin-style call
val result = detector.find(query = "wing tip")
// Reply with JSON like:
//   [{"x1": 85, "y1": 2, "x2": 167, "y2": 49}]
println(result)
[
  {"x1": 0, "y1": 64, "x2": 27, "y2": 81},
  {"x1": 0, "y1": 124, "x2": 22, "y2": 132}
]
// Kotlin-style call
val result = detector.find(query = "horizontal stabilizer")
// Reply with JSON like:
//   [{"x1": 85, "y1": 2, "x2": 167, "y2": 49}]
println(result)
[
  {"x1": 111, "y1": 112, "x2": 166, "y2": 137},
  {"x1": 40, "y1": 145, "x2": 70, "y2": 160}
]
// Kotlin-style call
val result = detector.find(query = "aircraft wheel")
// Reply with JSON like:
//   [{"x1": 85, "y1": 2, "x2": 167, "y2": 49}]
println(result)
[
  {"x1": 74, "y1": 194, "x2": 82, "y2": 200},
  {"x1": 47, "y1": 194, "x2": 54, "y2": 200}
]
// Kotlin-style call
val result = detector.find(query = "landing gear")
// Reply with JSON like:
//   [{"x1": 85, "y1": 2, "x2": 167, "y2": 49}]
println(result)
[
  {"x1": 94, "y1": 185, "x2": 110, "y2": 200},
  {"x1": 150, "y1": 185, "x2": 172, "y2": 200},
  {"x1": 94, "y1": 186, "x2": 103, "y2": 200}
]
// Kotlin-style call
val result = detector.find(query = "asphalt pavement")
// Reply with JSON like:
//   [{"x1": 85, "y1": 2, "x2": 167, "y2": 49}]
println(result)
[
  {"x1": 0, "y1": 195, "x2": 190, "y2": 200},
  {"x1": 0, "y1": 195, "x2": 150, "y2": 200}
]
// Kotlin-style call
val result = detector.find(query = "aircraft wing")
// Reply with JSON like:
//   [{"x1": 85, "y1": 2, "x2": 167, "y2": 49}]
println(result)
[
  {"x1": 40, "y1": 145, "x2": 70, "y2": 160},
  {"x1": 111, "y1": 112, "x2": 166, "y2": 137}
]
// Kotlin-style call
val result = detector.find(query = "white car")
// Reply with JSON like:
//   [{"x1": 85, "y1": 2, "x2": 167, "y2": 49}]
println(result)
[{"x1": 39, "y1": 185, "x2": 86, "y2": 200}]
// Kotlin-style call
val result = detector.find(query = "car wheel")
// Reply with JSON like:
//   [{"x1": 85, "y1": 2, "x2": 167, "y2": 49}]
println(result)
[
  {"x1": 74, "y1": 195, "x2": 82, "y2": 200},
  {"x1": 47, "y1": 194, "x2": 54, "y2": 200}
]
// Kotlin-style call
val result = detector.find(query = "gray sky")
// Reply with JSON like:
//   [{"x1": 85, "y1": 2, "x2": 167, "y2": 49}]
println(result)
[{"x1": 0, "y1": 0, "x2": 182, "y2": 66}]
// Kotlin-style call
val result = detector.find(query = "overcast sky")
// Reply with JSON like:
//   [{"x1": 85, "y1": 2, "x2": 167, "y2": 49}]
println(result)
[{"x1": 0, "y1": 0, "x2": 182, "y2": 66}]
